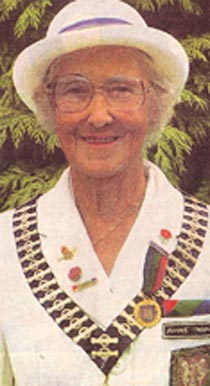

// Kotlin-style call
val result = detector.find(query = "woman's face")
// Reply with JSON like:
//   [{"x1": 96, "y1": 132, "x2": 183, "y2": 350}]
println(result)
[{"x1": 53, "y1": 46, "x2": 153, "y2": 178}]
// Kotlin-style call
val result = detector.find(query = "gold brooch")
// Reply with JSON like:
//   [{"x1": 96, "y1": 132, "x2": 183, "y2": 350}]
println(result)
[{"x1": 134, "y1": 298, "x2": 162, "y2": 328}]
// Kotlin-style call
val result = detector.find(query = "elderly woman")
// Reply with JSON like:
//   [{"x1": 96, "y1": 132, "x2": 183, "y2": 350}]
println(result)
[{"x1": 1, "y1": 0, "x2": 210, "y2": 385}]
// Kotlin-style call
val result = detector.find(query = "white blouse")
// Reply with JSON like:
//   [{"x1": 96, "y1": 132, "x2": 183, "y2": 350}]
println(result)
[{"x1": 0, "y1": 162, "x2": 210, "y2": 386}]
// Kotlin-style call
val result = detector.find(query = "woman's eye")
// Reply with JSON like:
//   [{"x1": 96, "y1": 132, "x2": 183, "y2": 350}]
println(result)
[
  {"x1": 109, "y1": 84, "x2": 132, "y2": 96},
  {"x1": 64, "y1": 85, "x2": 87, "y2": 95},
  {"x1": 115, "y1": 85, "x2": 130, "y2": 92},
  {"x1": 57, "y1": 82, "x2": 89, "y2": 97}
]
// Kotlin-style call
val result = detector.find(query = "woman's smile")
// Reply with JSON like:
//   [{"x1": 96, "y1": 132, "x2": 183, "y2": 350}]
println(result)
[{"x1": 79, "y1": 134, "x2": 120, "y2": 145}]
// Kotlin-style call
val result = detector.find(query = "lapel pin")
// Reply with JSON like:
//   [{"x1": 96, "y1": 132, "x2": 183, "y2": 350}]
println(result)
[
  {"x1": 72, "y1": 278, "x2": 98, "y2": 292},
  {"x1": 68, "y1": 266, "x2": 82, "y2": 282},
  {"x1": 160, "y1": 229, "x2": 172, "y2": 244},
  {"x1": 59, "y1": 246, "x2": 77, "y2": 261}
]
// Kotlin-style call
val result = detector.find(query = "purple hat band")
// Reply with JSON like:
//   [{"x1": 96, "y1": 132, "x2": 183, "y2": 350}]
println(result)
[{"x1": 59, "y1": 17, "x2": 133, "y2": 34}]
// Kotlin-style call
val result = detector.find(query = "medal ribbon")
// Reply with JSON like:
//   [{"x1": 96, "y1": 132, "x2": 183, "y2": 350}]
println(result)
[
  {"x1": 142, "y1": 242, "x2": 168, "y2": 295},
  {"x1": 163, "y1": 299, "x2": 210, "y2": 317}
]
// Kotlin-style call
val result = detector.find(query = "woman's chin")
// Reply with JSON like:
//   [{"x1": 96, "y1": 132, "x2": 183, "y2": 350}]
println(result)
[{"x1": 72, "y1": 162, "x2": 128, "y2": 179}]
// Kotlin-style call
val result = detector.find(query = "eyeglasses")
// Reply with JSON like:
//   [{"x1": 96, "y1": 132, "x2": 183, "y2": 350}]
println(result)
[{"x1": 46, "y1": 74, "x2": 151, "y2": 113}]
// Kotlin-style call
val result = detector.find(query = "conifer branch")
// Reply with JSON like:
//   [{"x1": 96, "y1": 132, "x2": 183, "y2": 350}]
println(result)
[{"x1": 14, "y1": 0, "x2": 53, "y2": 38}]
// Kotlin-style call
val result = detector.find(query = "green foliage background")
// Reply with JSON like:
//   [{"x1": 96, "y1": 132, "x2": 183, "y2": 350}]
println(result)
[{"x1": 0, "y1": 0, "x2": 210, "y2": 211}]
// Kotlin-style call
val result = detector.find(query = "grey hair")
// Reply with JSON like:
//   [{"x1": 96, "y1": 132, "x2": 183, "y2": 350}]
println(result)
[{"x1": 33, "y1": 49, "x2": 180, "y2": 139}]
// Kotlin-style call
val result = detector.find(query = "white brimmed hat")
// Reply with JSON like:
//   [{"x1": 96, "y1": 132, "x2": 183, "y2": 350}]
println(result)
[{"x1": 13, "y1": 0, "x2": 189, "y2": 122}]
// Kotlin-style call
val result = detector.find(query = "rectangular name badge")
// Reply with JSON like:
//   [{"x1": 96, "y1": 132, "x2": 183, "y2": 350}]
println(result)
[{"x1": 162, "y1": 321, "x2": 210, "y2": 339}]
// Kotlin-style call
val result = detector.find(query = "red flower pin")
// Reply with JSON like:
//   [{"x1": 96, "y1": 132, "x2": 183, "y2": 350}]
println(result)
[{"x1": 160, "y1": 229, "x2": 172, "y2": 243}]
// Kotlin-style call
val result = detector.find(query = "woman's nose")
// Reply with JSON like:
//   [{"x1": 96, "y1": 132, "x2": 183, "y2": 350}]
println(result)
[{"x1": 86, "y1": 93, "x2": 113, "y2": 128}]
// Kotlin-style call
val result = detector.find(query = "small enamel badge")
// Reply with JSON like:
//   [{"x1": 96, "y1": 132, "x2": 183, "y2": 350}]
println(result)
[
  {"x1": 72, "y1": 278, "x2": 98, "y2": 292},
  {"x1": 59, "y1": 246, "x2": 77, "y2": 261},
  {"x1": 160, "y1": 228, "x2": 172, "y2": 244},
  {"x1": 134, "y1": 298, "x2": 162, "y2": 328},
  {"x1": 68, "y1": 266, "x2": 82, "y2": 281}
]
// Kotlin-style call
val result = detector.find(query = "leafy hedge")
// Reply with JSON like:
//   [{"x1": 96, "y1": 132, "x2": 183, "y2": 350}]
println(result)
[{"x1": 0, "y1": 0, "x2": 210, "y2": 211}]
